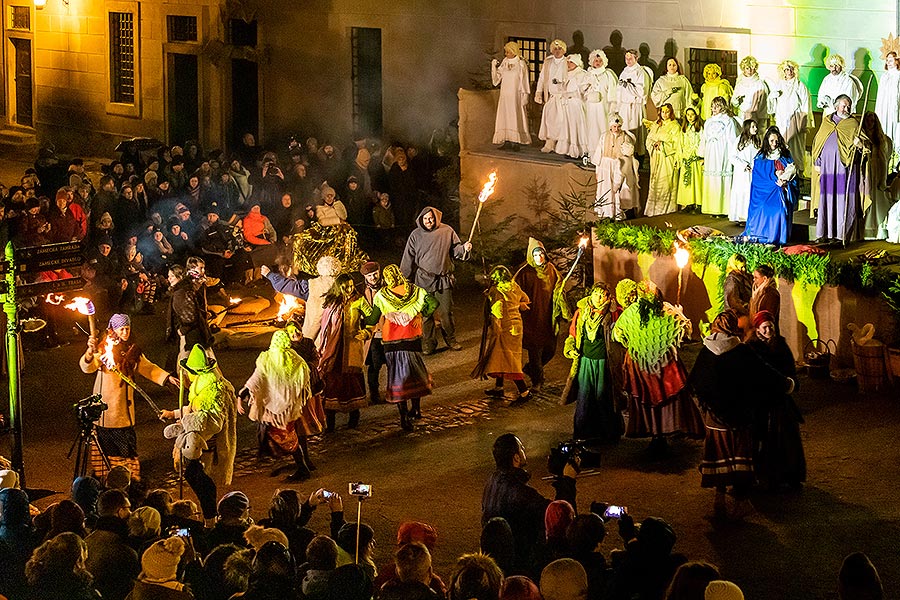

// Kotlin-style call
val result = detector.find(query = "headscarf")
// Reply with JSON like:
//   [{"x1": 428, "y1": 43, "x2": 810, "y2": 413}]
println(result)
[
  {"x1": 246, "y1": 329, "x2": 311, "y2": 428},
  {"x1": 566, "y1": 54, "x2": 584, "y2": 69},
  {"x1": 615, "y1": 278, "x2": 638, "y2": 309},
  {"x1": 703, "y1": 63, "x2": 722, "y2": 79},
  {"x1": 589, "y1": 49, "x2": 608, "y2": 69},
  {"x1": 712, "y1": 310, "x2": 741, "y2": 337},
  {"x1": 382, "y1": 264, "x2": 407, "y2": 289}
]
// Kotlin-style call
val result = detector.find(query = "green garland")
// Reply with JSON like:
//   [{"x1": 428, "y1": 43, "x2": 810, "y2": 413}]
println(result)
[{"x1": 593, "y1": 221, "x2": 895, "y2": 294}]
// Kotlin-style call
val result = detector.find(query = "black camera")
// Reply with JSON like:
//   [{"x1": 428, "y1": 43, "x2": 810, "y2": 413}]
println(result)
[
  {"x1": 74, "y1": 394, "x2": 107, "y2": 424},
  {"x1": 548, "y1": 440, "x2": 601, "y2": 475}
]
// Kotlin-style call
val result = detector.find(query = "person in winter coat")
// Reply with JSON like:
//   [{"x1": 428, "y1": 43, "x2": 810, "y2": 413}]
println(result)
[
  {"x1": 26, "y1": 532, "x2": 101, "y2": 600},
  {"x1": 688, "y1": 309, "x2": 794, "y2": 520}
]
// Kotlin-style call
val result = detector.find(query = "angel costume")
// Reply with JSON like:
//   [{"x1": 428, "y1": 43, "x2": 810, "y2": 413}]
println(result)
[
  {"x1": 729, "y1": 138, "x2": 761, "y2": 222},
  {"x1": 700, "y1": 69, "x2": 733, "y2": 121},
  {"x1": 645, "y1": 118, "x2": 682, "y2": 216},
  {"x1": 617, "y1": 61, "x2": 652, "y2": 152},
  {"x1": 651, "y1": 73, "x2": 693, "y2": 119},
  {"x1": 585, "y1": 50, "x2": 619, "y2": 153},
  {"x1": 556, "y1": 55, "x2": 591, "y2": 158},
  {"x1": 591, "y1": 125, "x2": 640, "y2": 219},
  {"x1": 699, "y1": 112, "x2": 740, "y2": 215},
  {"x1": 536, "y1": 52, "x2": 569, "y2": 150},
  {"x1": 492, "y1": 48, "x2": 531, "y2": 145},
  {"x1": 770, "y1": 71, "x2": 812, "y2": 174},
  {"x1": 732, "y1": 69, "x2": 769, "y2": 124},
  {"x1": 875, "y1": 63, "x2": 900, "y2": 163},
  {"x1": 302, "y1": 255, "x2": 342, "y2": 340},
  {"x1": 676, "y1": 125, "x2": 704, "y2": 209},
  {"x1": 817, "y1": 60, "x2": 863, "y2": 116}
]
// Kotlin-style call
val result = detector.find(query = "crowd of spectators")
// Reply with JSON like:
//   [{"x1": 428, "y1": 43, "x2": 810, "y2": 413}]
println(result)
[
  {"x1": 0, "y1": 131, "x2": 447, "y2": 334},
  {"x1": 0, "y1": 439, "x2": 886, "y2": 600}
]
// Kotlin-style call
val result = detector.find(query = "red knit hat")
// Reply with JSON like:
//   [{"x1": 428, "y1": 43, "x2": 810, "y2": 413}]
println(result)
[{"x1": 753, "y1": 310, "x2": 775, "y2": 329}]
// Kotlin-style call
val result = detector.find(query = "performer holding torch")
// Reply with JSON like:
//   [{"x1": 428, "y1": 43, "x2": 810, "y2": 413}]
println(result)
[{"x1": 79, "y1": 313, "x2": 179, "y2": 480}]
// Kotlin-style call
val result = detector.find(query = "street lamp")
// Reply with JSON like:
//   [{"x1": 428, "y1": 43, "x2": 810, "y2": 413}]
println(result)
[{"x1": 34, "y1": 0, "x2": 47, "y2": 8}]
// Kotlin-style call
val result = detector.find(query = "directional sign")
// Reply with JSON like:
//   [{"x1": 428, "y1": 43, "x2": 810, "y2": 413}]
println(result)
[
  {"x1": 14, "y1": 241, "x2": 83, "y2": 261},
  {"x1": 16, "y1": 277, "x2": 86, "y2": 298},
  {"x1": 17, "y1": 254, "x2": 85, "y2": 274}
]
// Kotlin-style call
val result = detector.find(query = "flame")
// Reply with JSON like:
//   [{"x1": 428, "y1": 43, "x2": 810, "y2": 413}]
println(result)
[
  {"x1": 229, "y1": 297, "x2": 241, "y2": 304},
  {"x1": 277, "y1": 295, "x2": 302, "y2": 321},
  {"x1": 100, "y1": 339, "x2": 117, "y2": 369},
  {"x1": 578, "y1": 236, "x2": 589, "y2": 249},
  {"x1": 674, "y1": 243, "x2": 690, "y2": 269},
  {"x1": 478, "y1": 171, "x2": 498, "y2": 203},
  {"x1": 45, "y1": 293, "x2": 65, "y2": 305},
  {"x1": 63, "y1": 296, "x2": 95, "y2": 316}
]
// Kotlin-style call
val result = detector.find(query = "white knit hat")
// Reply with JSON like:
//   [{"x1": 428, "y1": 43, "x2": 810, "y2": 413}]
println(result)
[
  {"x1": 705, "y1": 580, "x2": 744, "y2": 600},
  {"x1": 140, "y1": 537, "x2": 185, "y2": 583}
]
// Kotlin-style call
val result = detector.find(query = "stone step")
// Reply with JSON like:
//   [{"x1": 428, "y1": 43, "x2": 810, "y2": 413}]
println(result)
[{"x1": 0, "y1": 125, "x2": 39, "y2": 155}]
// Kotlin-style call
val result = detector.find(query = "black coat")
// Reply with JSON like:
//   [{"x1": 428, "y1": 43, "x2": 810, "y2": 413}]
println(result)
[{"x1": 481, "y1": 468, "x2": 575, "y2": 575}]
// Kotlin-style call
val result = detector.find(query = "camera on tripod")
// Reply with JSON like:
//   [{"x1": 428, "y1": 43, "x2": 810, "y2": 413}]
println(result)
[{"x1": 74, "y1": 394, "x2": 107, "y2": 425}]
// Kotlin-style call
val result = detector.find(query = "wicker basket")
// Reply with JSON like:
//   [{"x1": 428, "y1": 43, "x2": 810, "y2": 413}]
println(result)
[{"x1": 804, "y1": 338, "x2": 835, "y2": 379}]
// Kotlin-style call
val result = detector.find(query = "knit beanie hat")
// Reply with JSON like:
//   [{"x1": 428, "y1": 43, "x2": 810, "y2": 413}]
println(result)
[
  {"x1": 129, "y1": 506, "x2": 162, "y2": 538},
  {"x1": 108, "y1": 313, "x2": 131, "y2": 330},
  {"x1": 217, "y1": 491, "x2": 250, "y2": 519},
  {"x1": 705, "y1": 580, "x2": 744, "y2": 600},
  {"x1": 140, "y1": 536, "x2": 185, "y2": 583},
  {"x1": 397, "y1": 521, "x2": 438, "y2": 551},
  {"x1": 752, "y1": 310, "x2": 775, "y2": 329},
  {"x1": 0, "y1": 469, "x2": 19, "y2": 489},
  {"x1": 540, "y1": 558, "x2": 588, "y2": 600},
  {"x1": 106, "y1": 465, "x2": 131, "y2": 490}
]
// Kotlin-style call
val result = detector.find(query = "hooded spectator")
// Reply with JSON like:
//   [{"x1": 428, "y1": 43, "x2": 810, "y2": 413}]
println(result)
[{"x1": 72, "y1": 476, "x2": 102, "y2": 528}]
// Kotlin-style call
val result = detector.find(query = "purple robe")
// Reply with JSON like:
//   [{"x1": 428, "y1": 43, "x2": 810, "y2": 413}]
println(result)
[{"x1": 815, "y1": 113, "x2": 860, "y2": 242}]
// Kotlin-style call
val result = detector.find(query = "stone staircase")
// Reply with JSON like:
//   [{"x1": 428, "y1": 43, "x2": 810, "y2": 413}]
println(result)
[{"x1": 0, "y1": 124, "x2": 39, "y2": 155}]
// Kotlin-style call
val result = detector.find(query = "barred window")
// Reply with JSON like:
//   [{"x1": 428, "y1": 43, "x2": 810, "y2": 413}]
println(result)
[
  {"x1": 687, "y1": 47, "x2": 738, "y2": 92},
  {"x1": 109, "y1": 11, "x2": 135, "y2": 104},
  {"x1": 10, "y1": 6, "x2": 30, "y2": 31},
  {"x1": 167, "y1": 15, "x2": 198, "y2": 43},
  {"x1": 506, "y1": 36, "x2": 547, "y2": 85}
]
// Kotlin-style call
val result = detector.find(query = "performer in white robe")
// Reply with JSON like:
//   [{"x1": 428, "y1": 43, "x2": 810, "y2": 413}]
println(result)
[
  {"x1": 555, "y1": 55, "x2": 591, "y2": 158},
  {"x1": 699, "y1": 97, "x2": 740, "y2": 215},
  {"x1": 700, "y1": 64, "x2": 733, "y2": 121},
  {"x1": 590, "y1": 113, "x2": 639, "y2": 219},
  {"x1": 617, "y1": 49, "x2": 652, "y2": 157},
  {"x1": 536, "y1": 39, "x2": 569, "y2": 153},
  {"x1": 644, "y1": 103, "x2": 681, "y2": 216},
  {"x1": 491, "y1": 41, "x2": 531, "y2": 149},
  {"x1": 585, "y1": 49, "x2": 619, "y2": 154},
  {"x1": 770, "y1": 60, "x2": 812, "y2": 174},
  {"x1": 732, "y1": 56, "x2": 769, "y2": 125},
  {"x1": 875, "y1": 51, "x2": 900, "y2": 167},
  {"x1": 729, "y1": 119, "x2": 762, "y2": 223},
  {"x1": 651, "y1": 57, "x2": 693, "y2": 119},
  {"x1": 817, "y1": 54, "x2": 863, "y2": 116}
]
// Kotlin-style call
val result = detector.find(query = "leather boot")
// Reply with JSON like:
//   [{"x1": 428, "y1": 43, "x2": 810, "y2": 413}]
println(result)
[{"x1": 285, "y1": 449, "x2": 311, "y2": 482}]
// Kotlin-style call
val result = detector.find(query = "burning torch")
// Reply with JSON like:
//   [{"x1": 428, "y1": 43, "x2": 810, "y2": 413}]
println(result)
[
  {"x1": 674, "y1": 241, "x2": 690, "y2": 306},
  {"x1": 465, "y1": 171, "x2": 498, "y2": 258},
  {"x1": 98, "y1": 339, "x2": 164, "y2": 420},
  {"x1": 561, "y1": 236, "x2": 591, "y2": 286}
]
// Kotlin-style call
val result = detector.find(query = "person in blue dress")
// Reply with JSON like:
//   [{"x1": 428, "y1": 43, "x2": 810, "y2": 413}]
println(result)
[{"x1": 743, "y1": 126, "x2": 799, "y2": 245}]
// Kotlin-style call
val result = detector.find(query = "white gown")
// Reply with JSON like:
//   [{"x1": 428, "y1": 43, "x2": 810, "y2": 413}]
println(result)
[
  {"x1": 699, "y1": 113, "x2": 740, "y2": 215},
  {"x1": 536, "y1": 55, "x2": 568, "y2": 143},
  {"x1": 617, "y1": 64, "x2": 650, "y2": 131},
  {"x1": 732, "y1": 75, "x2": 769, "y2": 125},
  {"x1": 491, "y1": 56, "x2": 531, "y2": 145},
  {"x1": 729, "y1": 141, "x2": 760, "y2": 222},
  {"x1": 817, "y1": 72, "x2": 863, "y2": 115},
  {"x1": 875, "y1": 68, "x2": 900, "y2": 161},
  {"x1": 651, "y1": 74, "x2": 693, "y2": 119},
  {"x1": 555, "y1": 68, "x2": 590, "y2": 158},
  {"x1": 585, "y1": 66, "x2": 619, "y2": 153},
  {"x1": 590, "y1": 131, "x2": 639, "y2": 219},
  {"x1": 770, "y1": 78, "x2": 811, "y2": 173}
]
